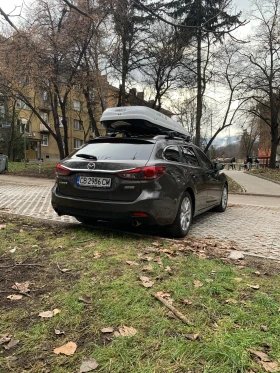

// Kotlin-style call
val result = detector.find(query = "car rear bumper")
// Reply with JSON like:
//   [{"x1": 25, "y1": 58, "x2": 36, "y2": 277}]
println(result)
[{"x1": 51, "y1": 185, "x2": 177, "y2": 226}]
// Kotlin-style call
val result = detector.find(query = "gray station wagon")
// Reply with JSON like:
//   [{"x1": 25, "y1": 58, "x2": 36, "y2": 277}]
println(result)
[{"x1": 51, "y1": 113, "x2": 227, "y2": 238}]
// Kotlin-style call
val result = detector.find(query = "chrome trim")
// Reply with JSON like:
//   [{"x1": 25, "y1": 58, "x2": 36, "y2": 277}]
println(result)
[{"x1": 60, "y1": 167, "x2": 137, "y2": 174}]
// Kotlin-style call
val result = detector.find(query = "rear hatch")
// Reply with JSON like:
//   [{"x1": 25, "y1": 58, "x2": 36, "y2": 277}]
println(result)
[{"x1": 56, "y1": 138, "x2": 156, "y2": 202}]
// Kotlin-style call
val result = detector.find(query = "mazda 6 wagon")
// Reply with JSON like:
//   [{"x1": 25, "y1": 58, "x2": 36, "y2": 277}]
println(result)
[{"x1": 51, "y1": 133, "x2": 228, "y2": 238}]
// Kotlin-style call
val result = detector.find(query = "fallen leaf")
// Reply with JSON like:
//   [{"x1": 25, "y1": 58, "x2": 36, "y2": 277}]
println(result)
[
  {"x1": 0, "y1": 224, "x2": 6, "y2": 229},
  {"x1": 247, "y1": 349, "x2": 270, "y2": 362},
  {"x1": 165, "y1": 266, "x2": 172, "y2": 272},
  {"x1": 184, "y1": 333, "x2": 199, "y2": 341},
  {"x1": 225, "y1": 298, "x2": 238, "y2": 304},
  {"x1": 12, "y1": 282, "x2": 30, "y2": 294},
  {"x1": 254, "y1": 271, "x2": 261, "y2": 276},
  {"x1": 155, "y1": 291, "x2": 171, "y2": 298},
  {"x1": 193, "y1": 280, "x2": 203, "y2": 288},
  {"x1": 260, "y1": 325, "x2": 268, "y2": 332},
  {"x1": 9, "y1": 248, "x2": 17, "y2": 253},
  {"x1": 39, "y1": 309, "x2": 61, "y2": 318},
  {"x1": 4, "y1": 339, "x2": 20, "y2": 350},
  {"x1": 93, "y1": 252, "x2": 101, "y2": 259},
  {"x1": 142, "y1": 264, "x2": 154, "y2": 272},
  {"x1": 126, "y1": 261, "x2": 139, "y2": 266},
  {"x1": 53, "y1": 342, "x2": 77, "y2": 355},
  {"x1": 101, "y1": 327, "x2": 114, "y2": 333},
  {"x1": 7, "y1": 294, "x2": 23, "y2": 301},
  {"x1": 234, "y1": 277, "x2": 243, "y2": 282},
  {"x1": 260, "y1": 361, "x2": 279, "y2": 372},
  {"x1": 247, "y1": 284, "x2": 260, "y2": 290},
  {"x1": 114, "y1": 326, "x2": 137, "y2": 337},
  {"x1": 182, "y1": 299, "x2": 193, "y2": 305},
  {"x1": 0, "y1": 334, "x2": 12, "y2": 345},
  {"x1": 154, "y1": 257, "x2": 163, "y2": 267},
  {"x1": 79, "y1": 357, "x2": 99, "y2": 372},
  {"x1": 78, "y1": 296, "x2": 91, "y2": 304},
  {"x1": 139, "y1": 276, "x2": 154, "y2": 288},
  {"x1": 54, "y1": 329, "x2": 65, "y2": 335}
]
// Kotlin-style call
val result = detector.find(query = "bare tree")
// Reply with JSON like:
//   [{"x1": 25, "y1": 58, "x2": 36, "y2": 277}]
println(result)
[{"x1": 243, "y1": 0, "x2": 280, "y2": 168}]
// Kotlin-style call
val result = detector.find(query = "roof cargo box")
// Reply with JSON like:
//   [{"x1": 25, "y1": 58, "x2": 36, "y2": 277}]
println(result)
[{"x1": 100, "y1": 106, "x2": 190, "y2": 139}]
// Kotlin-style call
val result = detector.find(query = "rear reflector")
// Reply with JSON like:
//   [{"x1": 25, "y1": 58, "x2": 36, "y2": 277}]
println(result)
[
  {"x1": 55, "y1": 164, "x2": 72, "y2": 176},
  {"x1": 117, "y1": 166, "x2": 166, "y2": 180},
  {"x1": 133, "y1": 212, "x2": 148, "y2": 217}
]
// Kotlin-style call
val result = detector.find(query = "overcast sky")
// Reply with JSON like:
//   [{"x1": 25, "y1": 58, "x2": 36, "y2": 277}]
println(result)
[{"x1": 0, "y1": 0, "x2": 252, "y2": 15}]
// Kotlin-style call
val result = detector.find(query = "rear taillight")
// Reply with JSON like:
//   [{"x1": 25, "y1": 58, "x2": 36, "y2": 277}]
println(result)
[
  {"x1": 55, "y1": 164, "x2": 72, "y2": 176},
  {"x1": 117, "y1": 166, "x2": 166, "y2": 180}
]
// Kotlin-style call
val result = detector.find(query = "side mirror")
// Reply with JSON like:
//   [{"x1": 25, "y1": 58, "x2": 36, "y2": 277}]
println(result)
[{"x1": 214, "y1": 162, "x2": 224, "y2": 171}]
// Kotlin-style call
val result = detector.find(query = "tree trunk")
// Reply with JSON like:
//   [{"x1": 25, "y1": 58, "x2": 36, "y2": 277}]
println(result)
[
  {"x1": 270, "y1": 125, "x2": 279, "y2": 168},
  {"x1": 195, "y1": 30, "x2": 202, "y2": 147}
]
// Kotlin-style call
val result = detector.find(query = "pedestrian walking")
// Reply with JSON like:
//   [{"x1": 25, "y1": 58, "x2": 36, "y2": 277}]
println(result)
[
  {"x1": 246, "y1": 155, "x2": 252, "y2": 171},
  {"x1": 255, "y1": 157, "x2": 260, "y2": 169},
  {"x1": 230, "y1": 157, "x2": 236, "y2": 169}
]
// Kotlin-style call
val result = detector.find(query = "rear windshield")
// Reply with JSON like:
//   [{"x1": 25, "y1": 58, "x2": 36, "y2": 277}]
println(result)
[{"x1": 74, "y1": 141, "x2": 155, "y2": 161}]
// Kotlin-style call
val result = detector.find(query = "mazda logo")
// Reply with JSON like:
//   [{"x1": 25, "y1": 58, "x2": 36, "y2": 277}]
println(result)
[{"x1": 87, "y1": 162, "x2": 96, "y2": 170}]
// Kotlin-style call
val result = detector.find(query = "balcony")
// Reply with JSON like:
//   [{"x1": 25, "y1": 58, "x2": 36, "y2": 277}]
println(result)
[{"x1": 40, "y1": 123, "x2": 49, "y2": 132}]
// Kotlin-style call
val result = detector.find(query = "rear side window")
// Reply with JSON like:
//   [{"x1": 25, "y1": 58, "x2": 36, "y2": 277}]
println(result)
[
  {"x1": 181, "y1": 146, "x2": 199, "y2": 166},
  {"x1": 163, "y1": 146, "x2": 181, "y2": 162},
  {"x1": 74, "y1": 141, "x2": 154, "y2": 161}
]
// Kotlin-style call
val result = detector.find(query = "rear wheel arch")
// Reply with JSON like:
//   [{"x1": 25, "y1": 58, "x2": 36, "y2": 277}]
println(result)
[{"x1": 185, "y1": 187, "x2": 195, "y2": 216}]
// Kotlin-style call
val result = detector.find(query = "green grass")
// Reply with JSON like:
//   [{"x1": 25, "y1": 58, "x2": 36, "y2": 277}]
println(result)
[
  {"x1": 6, "y1": 161, "x2": 57, "y2": 178},
  {"x1": 249, "y1": 168, "x2": 280, "y2": 183},
  {"x1": 0, "y1": 215, "x2": 280, "y2": 372}
]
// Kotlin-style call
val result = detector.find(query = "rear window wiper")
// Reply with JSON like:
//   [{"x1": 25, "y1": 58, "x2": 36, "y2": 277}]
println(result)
[{"x1": 76, "y1": 154, "x2": 97, "y2": 160}]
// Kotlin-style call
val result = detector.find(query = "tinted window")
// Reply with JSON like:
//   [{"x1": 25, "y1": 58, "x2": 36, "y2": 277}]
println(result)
[
  {"x1": 163, "y1": 146, "x2": 181, "y2": 162},
  {"x1": 195, "y1": 148, "x2": 213, "y2": 170},
  {"x1": 74, "y1": 142, "x2": 154, "y2": 160},
  {"x1": 181, "y1": 146, "x2": 199, "y2": 166}
]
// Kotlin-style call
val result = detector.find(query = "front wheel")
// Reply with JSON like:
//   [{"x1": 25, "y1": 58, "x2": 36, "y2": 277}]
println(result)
[
  {"x1": 214, "y1": 184, "x2": 228, "y2": 212},
  {"x1": 167, "y1": 191, "x2": 193, "y2": 238}
]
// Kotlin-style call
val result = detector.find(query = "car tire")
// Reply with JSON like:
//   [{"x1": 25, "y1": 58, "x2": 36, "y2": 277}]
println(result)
[
  {"x1": 75, "y1": 217, "x2": 97, "y2": 225},
  {"x1": 167, "y1": 191, "x2": 193, "y2": 238},
  {"x1": 214, "y1": 184, "x2": 228, "y2": 212}
]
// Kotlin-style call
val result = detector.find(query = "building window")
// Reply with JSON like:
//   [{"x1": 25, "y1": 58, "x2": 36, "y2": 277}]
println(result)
[
  {"x1": 40, "y1": 112, "x2": 49, "y2": 123},
  {"x1": 73, "y1": 100, "x2": 81, "y2": 111},
  {"x1": 74, "y1": 119, "x2": 83, "y2": 131},
  {"x1": 74, "y1": 138, "x2": 83, "y2": 149},
  {"x1": 0, "y1": 104, "x2": 4, "y2": 119},
  {"x1": 41, "y1": 135, "x2": 48, "y2": 146},
  {"x1": 41, "y1": 91, "x2": 48, "y2": 101},
  {"x1": 16, "y1": 99, "x2": 30, "y2": 110},
  {"x1": 18, "y1": 119, "x2": 31, "y2": 133},
  {"x1": 59, "y1": 116, "x2": 68, "y2": 127}
]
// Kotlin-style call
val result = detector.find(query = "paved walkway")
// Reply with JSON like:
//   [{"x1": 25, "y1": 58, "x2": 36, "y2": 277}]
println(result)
[
  {"x1": 223, "y1": 170, "x2": 280, "y2": 196},
  {"x1": 0, "y1": 174, "x2": 280, "y2": 260}
]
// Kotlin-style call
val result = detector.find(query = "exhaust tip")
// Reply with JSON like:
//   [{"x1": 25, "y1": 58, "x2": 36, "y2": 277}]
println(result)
[{"x1": 132, "y1": 219, "x2": 142, "y2": 227}]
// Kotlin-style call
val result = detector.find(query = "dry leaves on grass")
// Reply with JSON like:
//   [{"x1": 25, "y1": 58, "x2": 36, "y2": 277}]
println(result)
[
  {"x1": 139, "y1": 276, "x2": 154, "y2": 288},
  {"x1": 12, "y1": 281, "x2": 31, "y2": 295},
  {"x1": 193, "y1": 280, "x2": 203, "y2": 288},
  {"x1": 39, "y1": 309, "x2": 61, "y2": 318},
  {"x1": 7, "y1": 294, "x2": 23, "y2": 301},
  {"x1": 113, "y1": 326, "x2": 137, "y2": 337},
  {"x1": 126, "y1": 261, "x2": 139, "y2": 266},
  {"x1": 0, "y1": 224, "x2": 6, "y2": 229},
  {"x1": 79, "y1": 357, "x2": 99, "y2": 372},
  {"x1": 3, "y1": 338, "x2": 20, "y2": 350},
  {"x1": 247, "y1": 284, "x2": 260, "y2": 290},
  {"x1": 100, "y1": 327, "x2": 114, "y2": 333},
  {"x1": 53, "y1": 342, "x2": 77, "y2": 355},
  {"x1": 78, "y1": 296, "x2": 91, "y2": 304},
  {"x1": 0, "y1": 334, "x2": 12, "y2": 345},
  {"x1": 247, "y1": 349, "x2": 279, "y2": 372},
  {"x1": 184, "y1": 333, "x2": 199, "y2": 341}
]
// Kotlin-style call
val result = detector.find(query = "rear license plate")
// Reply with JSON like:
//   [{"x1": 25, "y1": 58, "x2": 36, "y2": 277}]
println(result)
[{"x1": 78, "y1": 176, "x2": 111, "y2": 188}]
